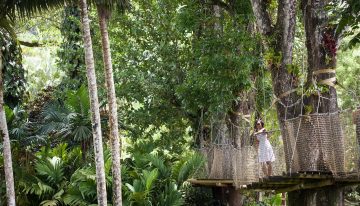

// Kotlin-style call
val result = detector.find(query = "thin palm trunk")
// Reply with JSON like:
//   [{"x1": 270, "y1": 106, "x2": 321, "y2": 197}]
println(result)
[
  {"x1": 97, "y1": 5, "x2": 122, "y2": 205},
  {"x1": 0, "y1": 49, "x2": 16, "y2": 206},
  {"x1": 79, "y1": 0, "x2": 108, "y2": 205}
]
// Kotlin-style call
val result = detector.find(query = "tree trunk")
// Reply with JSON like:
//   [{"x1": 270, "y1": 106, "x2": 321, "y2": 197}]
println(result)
[
  {"x1": 302, "y1": 0, "x2": 338, "y2": 113},
  {"x1": 97, "y1": 5, "x2": 123, "y2": 206},
  {"x1": 251, "y1": 0, "x2": 301, "y2": 177},
  {"x1": 0, "y1": 48, "x2": 16, "y2": 205},
  {"x1": 228, "y1": 91, "x2": 254, "y2": 147},
  {"x1": 286, "y1": 0, "x2": 344, "y2": 204},
  {"x1": 79, "y1": 0, "x2": 108, "y2": 205},
  {"x1": 251, "y1": 0, "x2": 300, "y2": 123},
  {"x1": 288, "y1": 186, "x2": 344, "y2": 206}
]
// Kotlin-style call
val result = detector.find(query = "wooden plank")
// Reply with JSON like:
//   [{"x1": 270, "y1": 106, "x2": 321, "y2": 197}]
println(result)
[
  {"x1": 187, "y1": 179, "x2": 234, "y2": 187},
  {"x1": 275, "y1": 179, "x2": 334, "y2": 193}
]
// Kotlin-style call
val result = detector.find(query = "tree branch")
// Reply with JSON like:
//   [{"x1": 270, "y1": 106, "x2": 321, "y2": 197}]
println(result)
[
  {"x1": 18, "y1": 40, "x2": 43, "y2": 47},
  {"x1": 250, "y1": 0, "x2": 272, "y2": 36}
]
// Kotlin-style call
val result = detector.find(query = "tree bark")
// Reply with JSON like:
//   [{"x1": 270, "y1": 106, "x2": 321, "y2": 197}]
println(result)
[
  {"x1": 288, "y1": 186, "x2": 344, "y2": 206},
  {"x1": 228, "y1": 91, "x2": 254, "y2": 147},
  {"x1": 286, "y1": 0, "x2": 345, "y2": 204},
  {"x1": 251, "y1": 0, "x2": 300, "y2": 123},
  {"x1": 302, "y1": 0, "x2": 338, "y2": 113},
  {"x1": 0, "y1": 48, "x2": 16, "y2": 206},
  {"x1": 97, "y1": 5, "x2": 122, "y2": 206},
  {"x1": 79, "y1": 0, "x2": 108, "y2": 205},
  {"x1": 251, "y1": 0, "x2": 301, "y2": 177}
]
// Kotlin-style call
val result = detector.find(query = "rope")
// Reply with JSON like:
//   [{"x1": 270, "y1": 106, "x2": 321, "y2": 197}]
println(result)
[
  {"x1": 289, "y1": 116, "x2": 302, "y2": 174},
  {"x1": 270, "y1": 88, "x2": 298, "y2": 108},
  {"x1": 313, "y1": 68, "x2": 336, "y2": 75},
  {"x1": 319, "y1": 77, "x2": 337, "y2": 88}
]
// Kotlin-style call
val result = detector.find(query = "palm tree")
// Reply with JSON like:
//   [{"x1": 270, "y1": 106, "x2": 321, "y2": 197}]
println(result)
[
  {"x1": 79, "y1": 0, "x2": 108, "y2": 204},
  {"x1": 0, "y1": 46, "x2": 16, "y2": 206},
  {"x1": 95, "y1": 1, "x2": 129, "y2": 204},
  {"x1": 1, "y1": 2, "x2": 66, "y2": 204}
]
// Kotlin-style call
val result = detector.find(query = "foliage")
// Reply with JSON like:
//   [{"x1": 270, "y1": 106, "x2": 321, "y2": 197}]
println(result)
[
  {"x1": 337, "y1": 43, "x2": 360, "y2": 108},
  {"x1": 16, "y1": 143, "x2": 82, "y2": 206},
  {"x1": 64, "y1": 149, "x2": 113, "y2": 205},
  {"x1": 13, "y1": 9, "x2": 63, "y2": 101},
  {"x1": 109, "y1": 0, "x2": 260, "y2": 153},
  {"x1": 123, "y1": 140, "x2": 205, "y2": 206},
  {"x1": 336, "y1": 0, "x2": 360, "y2": 49},
  {"x1": 56, "y1": 5, "x2": 86, "y2": 91},
  {"x1": 0, "y1": 29, "x2": 26, "y2": 108},
  {"x1": 2, "y1": 0, "x2": 360, "y2": 205},
  {"x1": 37, "y1": 85, "x2": 93, "y2": 152}
]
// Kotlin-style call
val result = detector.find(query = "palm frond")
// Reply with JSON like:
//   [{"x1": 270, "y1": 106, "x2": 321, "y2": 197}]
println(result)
[
  {"x1": 65, "y1": 85, "x2": 90, "y2": 115},
  {"x1": 10, "y1": 0, "x2": 66, "y2": 19},
  {"x1": 176, "y1": 153, "x2": 205, "y2": 185},
  {"x1": 0, "y1": 18, "x2": 16, "y2": 39},
  {"x1": 157, "y1": 182, "x2": 184, "y2": 206},
  {"x1": 91, "y1": 0, "x2": 131, "y2": 13},
  {"x1": 71, "y1": 125, "x2": 92, "y2": 142},
  {"x1": 35, "y1": 157, "x2": 64, "y2": 186},
  {"x1": 147, "y1": 154, "x2": 170, "y2": 178},
  {"x1": 142, "y1": 168, "x2": 159, "y2": 191},
  {"x1": 69, "y1": 168, "x2": 97, "y2": 199},
  {"x1": 22, "y1": 176, "x2": 55, "y2": 198},
  {"x1": 63, "y1": 187, "x2": 92, "y2": 206}
]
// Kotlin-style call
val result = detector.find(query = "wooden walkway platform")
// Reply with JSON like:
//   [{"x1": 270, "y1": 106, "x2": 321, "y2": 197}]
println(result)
[{"x1": 188, "y1": 171, "x2": 360, "y2": 193}]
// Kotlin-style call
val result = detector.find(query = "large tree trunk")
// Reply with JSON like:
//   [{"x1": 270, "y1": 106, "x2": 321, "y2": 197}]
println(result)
[
  {"x1": 251, "y1": 0, "x2": 300, "y2": 122},
  {"x1": 79, "y1": 0, "x2": 108, "y2": 205},
  {"x1": 286, "y1": 0, "x2": 344, "y2": 205},
  {"x1": 302, "y1": 0, "x2": 338, "y2": 113},
  {"x1": 0, "y1": 48, "x2": 16, "y2": 205},
  {"x1": 288, "y1": 186, "x2": 344, "y2": 206},
  {"x1": 251, "y1": 0, "x2": 300, "y2": 177},
  {"x1": 97, "y1": 5, "x2": 123, "y2": 206},
  {"x1": 251, "y1": 0, "x2": 345, "y2": 204}
]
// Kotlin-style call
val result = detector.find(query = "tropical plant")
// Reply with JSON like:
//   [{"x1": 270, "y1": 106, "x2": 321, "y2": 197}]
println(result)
[
  {"x1": 38, "y1": 85, "x2": 92, "y2": 159},
  {"x1": 13, "y1": 143, "x2": 83, "y2": 206},
  {"x1": 336, "y1": 0, "x2": 360, "y2": 49},
  {"x1": 63, "y1": 148, "x2": 113, "y2": 205},
  {"x1": 123, "y1": 137, "x2": 205, "y2": 206},
  {"x1": 21, "y1": 156, "x2": 66, "y2": 206},
  {"x1": 0, "y1": 1, "x2": 67, "y2": 204}
]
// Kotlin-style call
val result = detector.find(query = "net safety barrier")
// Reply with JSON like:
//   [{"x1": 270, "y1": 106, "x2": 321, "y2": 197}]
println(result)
[
  {"x1": 195, "y1": 110, "x2": 360, "y2": 188},
  {"x1": 198, "y1": 144, "x2": 286, "y2": 188}
]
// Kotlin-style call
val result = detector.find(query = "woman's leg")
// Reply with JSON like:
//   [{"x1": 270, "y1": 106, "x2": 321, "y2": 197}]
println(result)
[
  {"x1": 266, "y1": 161, "x2": 272, "y2": 176},
  {"x1": 261, "y1": 163, "x2": 267, "y2": 176}
]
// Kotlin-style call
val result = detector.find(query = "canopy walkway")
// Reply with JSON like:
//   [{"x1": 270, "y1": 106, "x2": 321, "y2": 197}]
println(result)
[
  {"x1": 189, "y1": 171, "x2": 360, "y2": 193},
  {"x1": 189, "y1": 109, "x2": 360, "y2": 193}
]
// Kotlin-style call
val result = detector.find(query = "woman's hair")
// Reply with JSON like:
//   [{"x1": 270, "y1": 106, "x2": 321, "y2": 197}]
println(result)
[{"x1": 254, "y1": 119, "x2": 265, "y2": 131}]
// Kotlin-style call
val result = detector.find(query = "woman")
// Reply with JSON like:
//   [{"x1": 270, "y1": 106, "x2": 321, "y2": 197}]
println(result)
[{"x1": 254, "y1": 119, "x2": 275, "y2": 177}]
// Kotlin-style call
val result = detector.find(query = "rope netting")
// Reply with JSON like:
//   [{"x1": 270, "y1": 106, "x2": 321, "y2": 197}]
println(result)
[
  {"x1": 197, "y1": 116, "x2": 286, "y2": 188},
  {"x1": 283, "y1": 111, "x2": 359, "y2": 176},
  {"x1": 196, "y1": 109, "x2": 360, "y2": 188}
]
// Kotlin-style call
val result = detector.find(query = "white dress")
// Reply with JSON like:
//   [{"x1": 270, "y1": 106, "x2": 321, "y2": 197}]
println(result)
[{"x1": 256, "y1": 129, "x2": 275, "y2": 163}]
